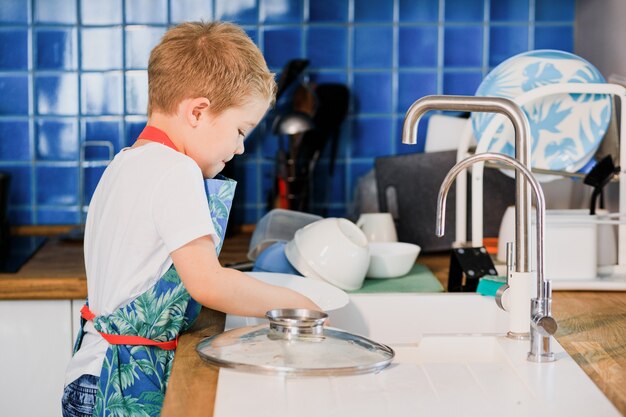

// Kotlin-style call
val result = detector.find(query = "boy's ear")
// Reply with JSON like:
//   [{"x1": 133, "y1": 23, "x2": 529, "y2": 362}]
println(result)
[{"x1": 186, "y1": 97, "x2": 211, "y2": 126}]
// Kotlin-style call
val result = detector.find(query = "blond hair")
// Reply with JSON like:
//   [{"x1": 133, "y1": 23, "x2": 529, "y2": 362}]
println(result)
[{"x1": 147, "y1": 21, "x2": 276, "y2": 115}]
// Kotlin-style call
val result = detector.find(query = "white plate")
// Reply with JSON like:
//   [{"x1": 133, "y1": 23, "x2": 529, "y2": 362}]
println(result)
[
  {"x1": 472, "y1": 50, "x2": 611, "y2": 176},
  {"x1": 223, "y1": 272, "x2": 349, "y2": 330}
]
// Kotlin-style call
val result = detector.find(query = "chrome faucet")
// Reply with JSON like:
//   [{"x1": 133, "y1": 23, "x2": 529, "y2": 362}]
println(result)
[
  {"x1": 402, "y1": 95, "x2": 534, "y2": 338},
  {"x1": 402, "y1": 95, "x2": 532, "y2": 276},
  {"x1": 436, "y1": 152, "x2": 557, "y2": 362}
]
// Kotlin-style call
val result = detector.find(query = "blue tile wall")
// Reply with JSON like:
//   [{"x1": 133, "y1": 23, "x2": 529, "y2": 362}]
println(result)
[{"x1": 0, "y1": 0, "x2": 576, "y2": 225}]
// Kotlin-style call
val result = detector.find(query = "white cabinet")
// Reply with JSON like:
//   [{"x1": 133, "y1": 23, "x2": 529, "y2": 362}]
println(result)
[{"x1": 0, "y1": 300, "x2": 77, "y2": 417}]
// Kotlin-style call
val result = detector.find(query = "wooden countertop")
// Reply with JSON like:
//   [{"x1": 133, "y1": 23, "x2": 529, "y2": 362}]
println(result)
[
  {"x1": 0, "y1": 237, "x2": 87, "y2": 300},
  {"x1": 162, "y1": 232, "x2": 626, "y2": 417},
  {"x1": 2, "y1": 229, "x2": 624, "y2": 415}
]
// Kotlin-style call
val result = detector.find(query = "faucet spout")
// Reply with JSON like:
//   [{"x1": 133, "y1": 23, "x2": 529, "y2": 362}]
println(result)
[
  {"x1": 402, "y1": 95, "x2": 533, "y2": 273},
  {"x1": 437, "y1": 152, "x2": 557, "y2": 362},
  {"x1": 436, "y1": 152, "x2": 545, "y2": 297}
]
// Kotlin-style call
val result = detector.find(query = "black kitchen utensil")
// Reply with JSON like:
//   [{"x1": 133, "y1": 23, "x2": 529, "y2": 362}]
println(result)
[
  {"x1": 275, "y1": 59, "x2": 310, "y2": 101},
  {"x1": 583, "y1": 155, "x2": 620, "y2": 215},
  {"x1": 290, "y1": 83, "x2": 349, "y2": 214},
  {"x1": 0, "y1": 172, "x2": 11, "y2": 255}
]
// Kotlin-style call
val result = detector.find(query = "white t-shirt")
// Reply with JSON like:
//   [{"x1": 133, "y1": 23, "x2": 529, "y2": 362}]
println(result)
[{"x1": 64, "y1": 143, "x2": 218, "y2": 385}]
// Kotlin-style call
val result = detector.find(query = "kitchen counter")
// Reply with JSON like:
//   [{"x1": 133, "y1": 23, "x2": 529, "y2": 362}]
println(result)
[
  {"x1": 162, "y1": 232, "x2": 626, "y2": 417},
  {"x1": 1, "y1": 229, "x2": 624, "y2": 415}
]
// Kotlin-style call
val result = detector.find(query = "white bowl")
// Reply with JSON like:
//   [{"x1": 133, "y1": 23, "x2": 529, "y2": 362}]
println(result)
[
  {"x1": 366, "y1": 242, "x2": 421, "y2": 279},
  {"x1": 285, "y1": 218, "x2": 370, "y2": 291}
]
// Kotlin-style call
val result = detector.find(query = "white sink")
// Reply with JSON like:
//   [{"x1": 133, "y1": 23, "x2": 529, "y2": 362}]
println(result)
[{"x1": 215, "y1": 294, "x2": 621, "y2": 417}]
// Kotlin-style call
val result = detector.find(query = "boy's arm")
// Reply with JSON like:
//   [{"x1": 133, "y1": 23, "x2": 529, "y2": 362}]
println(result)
[{"x1": 171, "y1": 235, "x2": 322, "y2": 318}]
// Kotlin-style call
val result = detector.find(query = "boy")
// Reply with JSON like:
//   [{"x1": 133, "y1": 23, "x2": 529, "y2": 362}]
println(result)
[{"x1": 62, "y1": 22, "x2": 319, "y2": 417}]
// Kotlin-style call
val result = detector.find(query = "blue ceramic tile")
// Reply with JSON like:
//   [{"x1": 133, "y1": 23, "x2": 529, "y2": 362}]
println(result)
[
  {"x1": 306, "y1": 27, "x2": 347, "y2": 68},
  {"x1": 0, "y1": 75, "x2": 28, "y2": 115},
  {"x1": 489, "y1": 26, "x2": 528, "y2": 66},
  {"x1": 36, "y1": 74, "x2": 79, "y2": 115},
  {"x1": 83, "y1": 119, "x2": 123, "y2": 154},
  {"x1": 81, "y1": 28, "x2": 122, "y2": 70},
  {"x1": 263, "y1": 28, "x2": 302, "y2": 68},
  {"x1": 260, "y1": 162, "x2": 274, "y2": 205},
  {"x1": 262, "y1": 0, "x2": 302, "y2": 23},
  {"x1": 399, "y1": 0, "x2": 438, "y2": 22},
  {"x1": 309, "y1": 71, "x2": 348, "y2": 85},
  {"x1": 81, "y1": 72, "x2": 123, "y2": 115},
  {"x1": 0, "y1": 29, "x2": 28, "y2": 70},
  {"x1": 125, "y1": 116, "x2": 147, "y2": 146},
  {"x1": 239, "y1": 163, "x2": 259, "y2": 204},
  {"x1": 125, "y1": 26, "x2": 166, "y2": 69},
  {"x1": 443, "y1": 71, "x2": 482, "y2": 95},
  {"x1": 243, "y1": 26, "x2": 259, "y2": 46},
  {"x1": 35, "y1": 0, "x2": 76, "y2": 24},
  {"x1": 0, "y1": 0, "x2": 29, "y2": 23},
  {"x1": 398, "y1": 26, "x2": 438, "y2": 68},
  {"x1": 491, "y1": 0, "x2": 529, "y2": 21},
  {"x1": 396, "y1": 115, "x2": 428, "y2": 154},
  {"x1": 37, "y1": 208, "x2": 80, "y2": 225},
  {"x1": 36, "y1": 28, "x2": 77, "y2": 70},
  {"x1": 0, "y1": 120, "x2": 31, "y2": 161},
  {"x1": 354, "y1": 0, "x2": 393, "y2": 22},
  {"x1": 126, "y1": 26, "x2": 165, "y2": 69},
  {"x1": 216, "y1": 0, "x2": 258, "y2": 24},
  {"x1": 311, "y1": 161, "x2": 345, "y2": 202},
  {"x1": 0, "y1": 165, "x2": 31, "y2": 205},
  {"x1": 353, "y1": 72, "x2": 392, "y2": 114},
  {"x1": 349, "y1": 160, "x2": 375, "y2": 199},
  {"x1": 351, "y1": 117, "x2": 392, "y2": 158},
  {"x1": 353, "y1": 26, "x2": 393, "y2": 68},
  {"x1": 126, "y1": 71, "x2": 149, "y2": 115},
  {"x1": 445, "y1": 0, "x2": 484, "y2": 22},
  {"x1": 171, "y1": 0, "x2": 213, "y2": 23},
  {"x1": 36, "y1": 119, "x2": 79, "y2": 161},
  {"x1": 36, "y1": 165, "x2": 78, "y2": 205},
  {"x1": 535, "y1": 26, "x2": 574, "y2": 51},
  {"x1": 83, "y1": 139, "x2": 116, "y2": 160},
  {"x1": 8, "y1": 209, "x2": 33, "y2": 225},
  {"x1": 242, "y1": 207, "x2": 260, "y2": 224},
  {"x1": 309, "y1": 0, "x2": 348, "y2": 22},
  {"x1": 126, "y1": 0, "x2": 167, "y2": 24},
  {"x1": 397, "y1": 72, "x2": 437, "y2": 112},
  {"x1": 80, "y1": 0, "x2": 122, "y2": 25},
  {"x1": 83, "y1": 166, "x2": 106, "y2": 204},
  {"x1": 536, "y1": 0, "x2": 575, "y2": 21},
  {"x1": 444, "y1": 26, "x2": 483, "y2": 67}
]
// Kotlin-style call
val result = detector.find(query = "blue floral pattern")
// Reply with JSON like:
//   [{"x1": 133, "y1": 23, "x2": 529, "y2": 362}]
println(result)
[{"x1": 471, "y1": 50, "x2": 611, "y2": 174}]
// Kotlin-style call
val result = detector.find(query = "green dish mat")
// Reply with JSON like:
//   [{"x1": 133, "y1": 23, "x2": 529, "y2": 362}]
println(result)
[{"x1": 348, "y1": 264, "x2": 444, "y2": 294}]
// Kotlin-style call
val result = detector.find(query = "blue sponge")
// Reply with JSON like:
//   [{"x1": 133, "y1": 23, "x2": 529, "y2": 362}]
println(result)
[
  {"x1": 252, "y1": 241, "x2": 302, "y2": 276},
  {"x1": 476, "y1": 276, "x2": 507, "y2": 297}
]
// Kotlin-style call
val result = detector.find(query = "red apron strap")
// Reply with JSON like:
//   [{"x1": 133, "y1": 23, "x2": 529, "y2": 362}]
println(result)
[
  {"x1": 81, "y1": 304, "x2": 178, "y2": 351},
  {"x1": 137, "y1": 125, "x2": 179, "y2": 152}
]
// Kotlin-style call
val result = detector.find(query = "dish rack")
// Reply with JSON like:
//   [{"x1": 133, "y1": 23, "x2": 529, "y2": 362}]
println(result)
[{"x1": 454, "y1": 82, "x2": 626, "y2": 290}]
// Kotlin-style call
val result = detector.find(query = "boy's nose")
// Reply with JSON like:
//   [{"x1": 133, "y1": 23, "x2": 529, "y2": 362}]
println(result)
[{"x1": 235, "y1": 137, "x2": 245, "y2": 154}]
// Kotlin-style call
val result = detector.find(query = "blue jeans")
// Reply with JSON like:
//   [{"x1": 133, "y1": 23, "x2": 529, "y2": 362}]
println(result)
[{"x1": 61, "y1": 375, "x2": 99, "y2": 417}]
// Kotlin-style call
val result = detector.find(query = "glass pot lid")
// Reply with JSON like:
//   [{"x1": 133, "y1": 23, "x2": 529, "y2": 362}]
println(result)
[{"x1": 196, "y1": 309, "x2": 395, "y2": 376}]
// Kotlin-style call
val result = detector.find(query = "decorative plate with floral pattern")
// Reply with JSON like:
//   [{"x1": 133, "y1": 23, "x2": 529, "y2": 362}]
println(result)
[{"x1": 472, "y1": 50, "x2": 611, "y2": 174}]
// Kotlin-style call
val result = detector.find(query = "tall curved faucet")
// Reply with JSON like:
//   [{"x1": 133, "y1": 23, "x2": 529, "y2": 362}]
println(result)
[
  {"x1": 437, "y1": 152, "x2": 557, "y2": 362},
  {"x1": 402, "y1": 95, "x2": 532, "y2": 273}
]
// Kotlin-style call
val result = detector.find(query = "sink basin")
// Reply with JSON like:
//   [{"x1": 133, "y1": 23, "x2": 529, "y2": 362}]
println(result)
[{"x1": 215, "y1": 294, "x2": 621, "y2": 417}]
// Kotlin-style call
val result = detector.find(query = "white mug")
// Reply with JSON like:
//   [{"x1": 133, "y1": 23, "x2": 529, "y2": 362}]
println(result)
[{"x1": 356, "y1": 213, "x2": 398, "y2": 242}]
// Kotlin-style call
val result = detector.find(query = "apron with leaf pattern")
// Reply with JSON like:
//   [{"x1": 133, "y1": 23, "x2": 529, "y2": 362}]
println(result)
[{"x1": 72, "y1": 126, "x2": 237, "y2": 416}]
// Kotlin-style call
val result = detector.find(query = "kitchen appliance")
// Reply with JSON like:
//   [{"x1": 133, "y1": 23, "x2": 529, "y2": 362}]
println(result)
[{"x1": 197, "y1": 308, "x2": 394, "y2": 376}]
